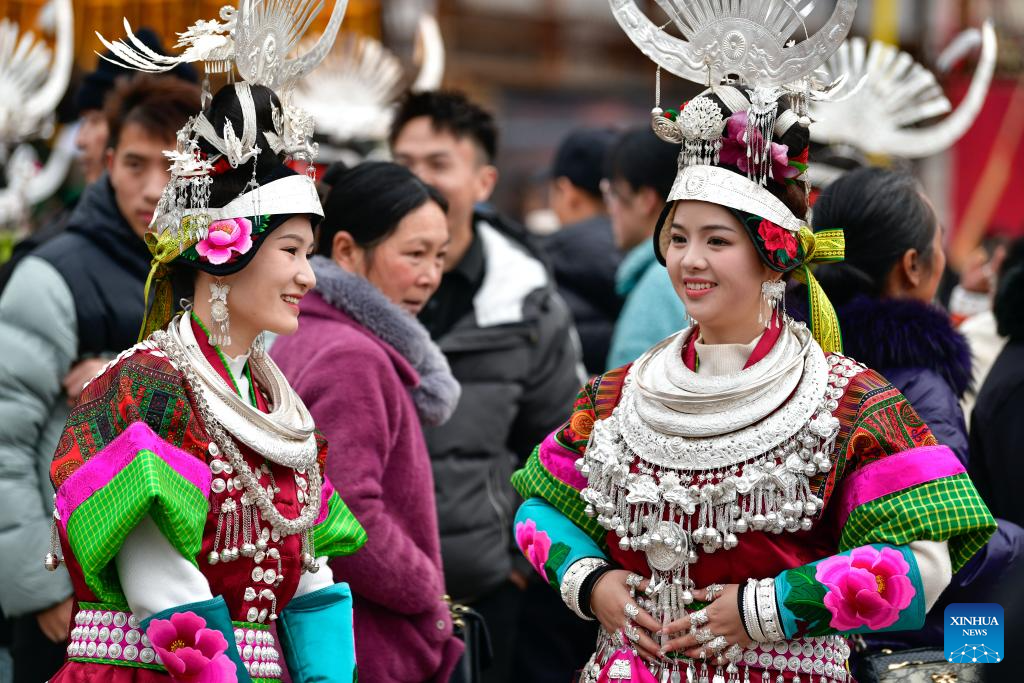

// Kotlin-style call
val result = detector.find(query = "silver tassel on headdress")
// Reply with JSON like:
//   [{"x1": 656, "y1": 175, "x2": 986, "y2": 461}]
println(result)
[{"x1": 744, "y1": 87, "x2": 784, "y2": 186}]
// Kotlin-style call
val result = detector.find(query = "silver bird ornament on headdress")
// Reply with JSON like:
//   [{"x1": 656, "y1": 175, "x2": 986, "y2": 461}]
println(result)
[
  {"x1": 96, "y1": 0, "x2": 349, "y2": 97},
  {"x1": 809, "y1": 21, "x2": 997, "y2": 159}
]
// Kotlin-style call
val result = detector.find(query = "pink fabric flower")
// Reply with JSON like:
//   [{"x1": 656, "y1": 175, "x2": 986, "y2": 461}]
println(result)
[
  {"x1": 815, "y1": 546, "x2": 916, "y2": 631},
  {"x1": 147, "y1": 611, "x2": 237, "y2": 682},
  {"x1": 515, "y1": 519, "x2": 552, "y2": 578},
  {"x1": 718, "y1": 110, "x2": 800, "y2": 183},
  {"x1": 195, "y1": 218, "x2": 253, "y2": 265},
  {"x1": 757, "y1": 219, "x2": 799, "y2": 258}
]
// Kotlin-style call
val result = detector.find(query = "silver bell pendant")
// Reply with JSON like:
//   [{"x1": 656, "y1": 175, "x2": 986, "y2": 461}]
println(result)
[{"x1": 44, "y1": 553, "x2": 62, "y2": 572}]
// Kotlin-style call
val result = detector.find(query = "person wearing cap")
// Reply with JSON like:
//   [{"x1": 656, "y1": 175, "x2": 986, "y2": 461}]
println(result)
[
  {"x1": 0, "y1": 75, "x2": 201, "y2": 682},
  {"x1": 604, "y1": 127, "x2": 689, "y2": 369},
  {"x1": 543, "y1": 127, "x2": 623, "y2": 376}
]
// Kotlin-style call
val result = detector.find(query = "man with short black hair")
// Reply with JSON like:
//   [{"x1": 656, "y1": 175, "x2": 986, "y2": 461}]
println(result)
[
  {"x1": 604, "y1": 126, "x2": 689, "y2": 368},
  {"x1": 391, "y1": 90, "x2": 583, "y2": 683},
  {"x1": 544, "y1": 127, "x2": 622, "y2": 375},
  {"x1": 0, "y1": 74, "x2": 200, "y2": 683}
]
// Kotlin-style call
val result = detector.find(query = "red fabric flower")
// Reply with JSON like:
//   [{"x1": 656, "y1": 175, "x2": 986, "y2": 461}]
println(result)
[{"x1": 757, "y1": 219, "x2": 798, "y2": 259}]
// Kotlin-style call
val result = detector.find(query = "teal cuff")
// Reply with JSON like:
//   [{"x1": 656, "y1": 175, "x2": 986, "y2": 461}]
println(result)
[
  {"x1": 141, "y1": 596, "x2": 253, "y2": 683},
  {"x1": 514, "y1": 497, "x2": 609, "y2": 590},
  {"x1": 277, "y1": 583, "x2": 356, "y2": 682},
  {"x1": 774, "y1": 543, "x2": 926, "y2": 638}
]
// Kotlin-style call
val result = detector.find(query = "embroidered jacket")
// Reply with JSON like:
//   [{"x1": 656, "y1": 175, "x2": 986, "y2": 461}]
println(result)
[
  {"x1": 48, "y1": 323, "x2": 365, "y2": 680},
  {"x1": 511, "y1": 347, "x2": 994, "y2": 675}
]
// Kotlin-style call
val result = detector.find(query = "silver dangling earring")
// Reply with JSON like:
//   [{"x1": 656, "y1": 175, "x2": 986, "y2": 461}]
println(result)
[
  {"x1": 209, "y1": 279, "x2": 231, "y2": 346},
  {"x1": 760, "y1": 280, "x2": 786, "y2": 329}
]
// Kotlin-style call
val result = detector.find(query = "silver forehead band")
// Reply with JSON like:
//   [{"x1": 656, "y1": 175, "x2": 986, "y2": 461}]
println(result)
[
  {"x1": 153, "y1": 174, "x2": 323, "y2": 229},
  {"x1": 668, "y1": 166, "x2": 803, "y2": 233}
]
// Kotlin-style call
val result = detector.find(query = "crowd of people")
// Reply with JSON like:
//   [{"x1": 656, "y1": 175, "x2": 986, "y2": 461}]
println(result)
[{"x1": 0, "y1": 3, "x2": 1020, "y2": 683}]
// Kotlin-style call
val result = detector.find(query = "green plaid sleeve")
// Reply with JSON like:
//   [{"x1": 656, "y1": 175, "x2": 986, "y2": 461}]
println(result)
[
  {"x1": 839, "y1": 473, "x2": 995, "y2": 572},
  {"x1": 511, "y1": 447, "x2": 605, "y2": 546},
  {"x1": 65, "y1": 449, "x2": 209, "y2": 605},
  {"x1": 313, "y1": 490, "x2": 367, "y2": 558}
]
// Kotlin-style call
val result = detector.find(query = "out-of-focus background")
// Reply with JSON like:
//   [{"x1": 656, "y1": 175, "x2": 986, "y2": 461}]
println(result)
[{"x1": 0, "y1": 0, "x2": 1021, "y2": 270}]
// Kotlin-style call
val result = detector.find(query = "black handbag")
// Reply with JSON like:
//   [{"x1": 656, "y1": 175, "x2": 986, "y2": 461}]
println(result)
[
  {"x1": 853, "y1": 647, "x2": 983, "y2": 683},
  {"x1": 448, "y1": 602, "x2": 494, "y2": 683}
]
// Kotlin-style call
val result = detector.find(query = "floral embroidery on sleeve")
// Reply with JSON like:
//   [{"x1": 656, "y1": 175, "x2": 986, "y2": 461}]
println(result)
[
  {"x1": 816, "y1": 546, "x2": 915, "y2": 631},
  {"x1": 776, "y1": 544, "x2": 923, "y2": 638},
  {"x1": 515, "y1": 519, "x2": 571, "y2": 590}
]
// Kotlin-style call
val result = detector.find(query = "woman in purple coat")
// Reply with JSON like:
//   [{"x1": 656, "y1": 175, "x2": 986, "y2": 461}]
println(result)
[{"x1": 272, "y1": 162, "x2": 463, "y2": 682}]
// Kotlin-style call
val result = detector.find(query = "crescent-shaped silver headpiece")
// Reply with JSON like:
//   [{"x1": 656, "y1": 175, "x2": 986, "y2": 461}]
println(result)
[
  {"x1": 610, "y1": 0, "x2": 857, "y2": 88},
  {"x1": 810, "y1": 21, "x2": 996, "y2": 159}
]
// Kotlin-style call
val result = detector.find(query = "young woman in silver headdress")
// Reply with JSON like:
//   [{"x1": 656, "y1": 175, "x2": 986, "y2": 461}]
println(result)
[
  {"x1": 510, "y1": 3, "x2": 995, "y2": 682},
  {"x1": 45, "y1": 77, "x2": 365, "y2": 683}
]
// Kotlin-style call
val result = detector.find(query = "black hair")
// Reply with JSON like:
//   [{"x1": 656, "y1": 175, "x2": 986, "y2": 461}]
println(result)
[
  {"x1": 197, "y1": 84, "x2": 288, "y2": 208},
  {"x1": 811, "y1": 167, "x2": 938, "y2": 305},
  {"x1": 317, "y1": 161, "x2": 448, "y2": 257},
  {"x1": 995, "y1": 237, "x2": 1024, "y2": 340},
  {"x1": 105, "y1": 74, "x2": 201, "y2": 150},
  {"x1": 389, "y1": 90, "x2": 498, "y2": 163},
  {"x1": 604, "y1": 126, "x2": 679, "y2": 201}
]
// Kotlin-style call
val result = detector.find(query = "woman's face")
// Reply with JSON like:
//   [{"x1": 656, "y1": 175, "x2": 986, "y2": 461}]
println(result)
[
  {"x1": 222, "y1": 216, "x2": 316, "y2": 338},
  {"x1": 914, "y1": 222, "x2": 947, "y2": 303},
  {"x1": 346, "y1": 201, "x2": 449, "y2": 315},
  {"x1": 665, "y1": 200, "x2": 777, "y2": 343}
]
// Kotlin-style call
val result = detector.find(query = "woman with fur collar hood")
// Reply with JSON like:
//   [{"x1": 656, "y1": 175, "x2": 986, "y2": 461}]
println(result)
[
  {"x1": 272, "y1": 162, "x2": 463, "y2": 683},
  {"x1": 802, "y1": 166, "x2": 1023, "y2": 654}
]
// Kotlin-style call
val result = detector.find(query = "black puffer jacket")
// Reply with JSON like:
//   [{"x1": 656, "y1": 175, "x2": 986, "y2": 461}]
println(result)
[
  {"x1": 33, "y1": 175, "x2": 151, "y2": 356},
  {"x1": 543, "y1": 214, "x2": 622, "y2": 375},
  {"x1": 426, "y1": 219, "x2": 583, "y2": 601}
]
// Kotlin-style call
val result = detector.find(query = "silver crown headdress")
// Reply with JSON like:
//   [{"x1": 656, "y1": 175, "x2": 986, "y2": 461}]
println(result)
[
  {"x1": 0, "y1": 0, "x2": 74, "y2": 227},
  {"x1": 611, "y1": 0, "x2": 855, "y2": 195},
  {"x1": 809, "y1": 22, "x2": 996, "y2": 161},
  {"x1": 95, "y1": 0, "x2": 347, "y2": 241},
  {"x1": 292, "y1": 14, "x2": 445, "y2": 164}
]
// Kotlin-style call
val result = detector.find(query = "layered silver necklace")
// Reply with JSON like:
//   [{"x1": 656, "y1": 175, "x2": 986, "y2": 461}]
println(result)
[
  {"x1": 578, "y1": 321, "x2": 841, "y2": 627},
  {"x1": 152, "y1": 315, "x2": 323, "y2": 540}
]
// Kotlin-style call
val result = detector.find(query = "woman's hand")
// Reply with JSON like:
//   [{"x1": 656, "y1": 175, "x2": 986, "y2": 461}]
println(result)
[
  {"x1": 659, "y1": 584, "x2": 753, "y2": 659},
  {"x1": 589, "y1": 569, "x2": 662, "y2": 662}
]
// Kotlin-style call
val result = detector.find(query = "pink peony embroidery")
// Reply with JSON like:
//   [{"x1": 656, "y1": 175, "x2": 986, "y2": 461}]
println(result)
[
  {"x1": 195, "y1": 218, "x2": 253, "y2": 265},
  {"x1": 718, "y1": 110, "x2": 800, "y2": 183},
  {"x1": 515, "y1": 519, "x2": 552, "y2": 579},
  {"x1": 815, "y1": 546, "x2": 915, "y2": 631},
  {"x1": 757, "y1": 219, "x2": 799, "y2": 259},
  {"x1": 147, "y1": 611, "x2": 237, "y2": 682}
]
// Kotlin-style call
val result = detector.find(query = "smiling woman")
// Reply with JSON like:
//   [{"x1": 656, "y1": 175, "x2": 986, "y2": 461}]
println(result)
[
  {"x1": 47, "y1": 79, "x2": 368, "y2": 683},
  {"x1": 507, "y1": 7, "x2": 995, "y2": 679}
]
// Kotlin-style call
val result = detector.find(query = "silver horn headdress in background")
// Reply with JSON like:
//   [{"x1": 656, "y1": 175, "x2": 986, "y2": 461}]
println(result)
[
  {"x1": 809, "y1": 21, "x2": 997, "y2": 159},
  {"x1": 0, "y1": 0, "x2": 74, "y2": 227},
  {"x1": 292, "y1": 13, "x2": 445, "y2": 163}
]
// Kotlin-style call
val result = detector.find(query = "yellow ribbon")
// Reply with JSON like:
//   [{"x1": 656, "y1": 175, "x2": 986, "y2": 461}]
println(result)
[
  {"x1": 790, "y1": 227, "x2": 846, "y2": 354},
  {"x1": 137, "y1": 225, "x2": 204, "y2": 342}
]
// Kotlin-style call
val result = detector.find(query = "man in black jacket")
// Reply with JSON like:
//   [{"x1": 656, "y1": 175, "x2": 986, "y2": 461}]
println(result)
[
  {"x1": 543, "y1": 127, "x2": 622, "y2": 376},
  {"x1": 391, "y1": 90, "x2": 583, "y2": 683},
  {"x1": 0, "y1": 75, "x2": 200, "y2": 683}
]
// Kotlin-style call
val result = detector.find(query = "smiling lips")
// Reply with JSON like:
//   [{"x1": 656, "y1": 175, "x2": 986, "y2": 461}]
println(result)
[
  {"x1": 281, "y1": 294, "x2": 302, "y2": 309},
  {"x1": 683, "y1": 279, "x2": 717, "y2": 298}
]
